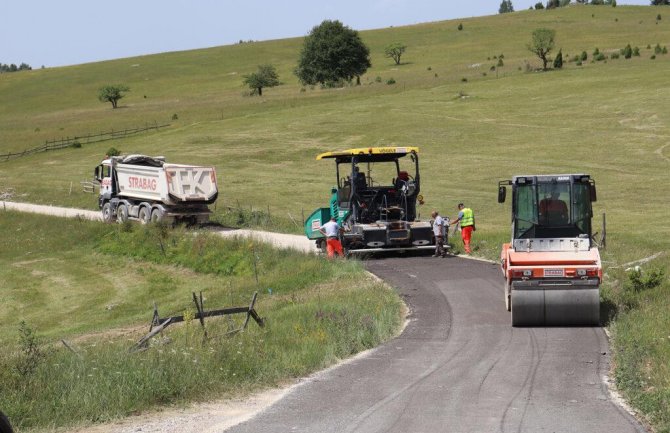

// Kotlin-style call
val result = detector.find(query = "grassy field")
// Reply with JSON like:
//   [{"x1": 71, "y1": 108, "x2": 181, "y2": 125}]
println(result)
[
  {"x1": 0, "y1": 211, "x2": 403, "y2": 431},
  {"x1": 1, "y1": 3, "x2": 669, "y2": 431}
]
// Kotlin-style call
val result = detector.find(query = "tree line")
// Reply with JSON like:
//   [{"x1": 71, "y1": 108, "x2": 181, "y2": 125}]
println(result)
[
  {"x1": 501, "y1": 0, "x2": 669, "y2": 12},
  {"x1": 0, "y1": 62, "x2": 32, "y2": 73}
]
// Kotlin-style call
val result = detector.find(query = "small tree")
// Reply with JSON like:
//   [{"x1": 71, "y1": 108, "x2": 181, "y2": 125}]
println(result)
[
  {"x1": 651, "y1": 0, "x2": 670, "y2": 5},
  {"x1": 535, "y1": 2, "x2": 545, "y2": 9},
  {"x1": 528, "y1": 28, "x2": 556, "y2": 70},
  {"x1": 499, "y1": 0, "x2": 515, "y2": 13},
  {"x1": 98, "y1": 84, "x2": 129, "y2": 109},
  {"x1": 553, "y1": 49, "x2": 564, "y2": 68},
  {"x1": 243, "y1": 64, "x2": 280, "y2": 96},
  {"x1": 384, "y1": 43, "x2": 407, "y2": 65}
]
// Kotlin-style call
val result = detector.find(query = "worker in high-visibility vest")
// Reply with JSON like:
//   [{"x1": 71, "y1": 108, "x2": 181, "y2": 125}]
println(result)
[{"x1": 453, "y1": 203, "x2": 476, "y2": 254}]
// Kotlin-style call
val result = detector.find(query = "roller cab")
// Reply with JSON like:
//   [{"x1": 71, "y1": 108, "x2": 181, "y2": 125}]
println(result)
[{"x1": 498, "y1": 174, "x2": 602, "y2": 326}]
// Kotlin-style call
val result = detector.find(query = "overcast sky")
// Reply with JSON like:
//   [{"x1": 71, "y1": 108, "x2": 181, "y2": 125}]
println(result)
[{"x1": 2, "y1": 0, "x2": 650, "y2": 67}]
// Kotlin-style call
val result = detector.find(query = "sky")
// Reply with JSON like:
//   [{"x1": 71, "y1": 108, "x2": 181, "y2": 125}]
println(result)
[{"x1": 2, "y1": 0, "x2": 651, "y2": 68}]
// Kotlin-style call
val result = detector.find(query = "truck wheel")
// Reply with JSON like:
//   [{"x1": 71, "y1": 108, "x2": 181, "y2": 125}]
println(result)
[
  {"x1": 138, "y1": 206, "x2": 151, "y2": 224},
  {"x1": 150, "y1": 208, "x2": 164, "y2": 223},
  {"x1": 102, "y1": 202, "x2": 115, "y2": 223},
  {"x1": 116, "y1": 204, "x2": 129, "y2": 223}
]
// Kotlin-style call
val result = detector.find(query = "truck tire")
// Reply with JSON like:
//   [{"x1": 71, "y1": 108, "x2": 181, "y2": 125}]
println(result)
[
  {"x1": 0, "y1": 411, "x2": 14, "y2": 433},
  {"x1": 102, "y1": 202, "x2": 115, "y2": 223},
  {"x1": 116, "y1": 204, "x2": 129, "y2": 223},
  {"x1": 150, "y1": 208, "x2": 164, "y2": 223},
  {"x1": 138, "y1": 206, "x2": 151, "y2": 224}
]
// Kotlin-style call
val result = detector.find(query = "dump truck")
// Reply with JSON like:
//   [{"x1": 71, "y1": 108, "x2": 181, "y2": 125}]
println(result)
[
  {"x1": 498, "y1": 174, "x2": 602, "y2": 326},
  {"x1": 304, "y1": 147, "x2": 434, "y2": 254},
  {"x1": 94, "y1": 155, "x2": 218, "y2": 224}
]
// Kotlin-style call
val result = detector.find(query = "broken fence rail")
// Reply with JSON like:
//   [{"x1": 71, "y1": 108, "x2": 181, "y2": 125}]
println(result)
[{"x1": 131, "y1": 291, "x2": 264, "y2": 352}]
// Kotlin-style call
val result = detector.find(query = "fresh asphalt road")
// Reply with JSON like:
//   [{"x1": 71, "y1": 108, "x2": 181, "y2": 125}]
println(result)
[{"x1": 226, "y1": 255, "x2": 646, "y2": 433}]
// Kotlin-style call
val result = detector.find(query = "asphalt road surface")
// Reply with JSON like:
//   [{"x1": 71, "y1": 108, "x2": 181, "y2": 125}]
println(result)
[{"x1": 226, "y1": 255, "x2": 646, "y2": 433}]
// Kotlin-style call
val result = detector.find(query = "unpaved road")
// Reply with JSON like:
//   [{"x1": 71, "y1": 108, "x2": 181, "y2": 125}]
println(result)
[{"x1": 3, "y1": 202, "x2": 647, "y2": 433}]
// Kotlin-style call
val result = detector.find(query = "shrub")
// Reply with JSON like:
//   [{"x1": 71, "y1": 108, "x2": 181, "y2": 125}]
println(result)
[
  {"x1": 375, "y1": 76, "x2": 382, "y2": 83},
  {"x1": 106, "y1": 147, "x2": 121, "y2": 157},
  {"x1": 458, "y1": 23, "x2": 463, "y2": 31},
  {"x1": 663, "y1": 46, "x2": 668, "y2": 54},
  {"x1": 427, "y1": 66, "x2": 432, "y2": 71},
  {"x1": 651, "y1": 54, "x2": 656, "y2": 59},
  {"x1": 70, "y1": 141, "x2": 81, "y2": 149},
  {"x1": 576, "y1": 60, "x2": 583, "y2": 66},
  {"x1": 553, "y1": 50, "x2": 563, "y2": 69},
  {"x1": 386, "y1": 78, "x2": 396, "y2": 85},
  {"x1": 535, "y1": 2, "x2": 544, "y2": 9},
  {"x1": 497, "y1": 58, "x2": 504, "y2": 67},
  {"x1": 171, "y1": 113, "x2": 178, "y2": 120},
  {"x1": 657, "y1": 13, "x2": 662, "y2": 21},
  {"x1": 647, "y1": 44, "x2": 652, "y2": 49},
  {"x1": 622, "y1": 44, "x2": 632, "y2": 59},
  {"x1": 633, "y1": 46, "x2": 640, "y2": 56},
  {"x1": 581, "y1": 51, "x2": 588, "y2": 61},
  {"x1": 572, "y1": 55, "x2": 580, "y2": 62},
  {"x1": 16, "y1": 321, "x2": 44, "y2": 378},
  {"x1": 654, "y1": 43, "x2": 662, "y2": 54},
  {"x1": 594, "y1": 52, "x2": 606, "y2": 61},
  {"x1": 490, "y1": 65, "x2": 496, "y2": 71},
  {"x1": 611, "y1": 52, "x2": 620, "y2": 59},
  {"x1": 593, "y1": 47, "x2": 600, "y2": 56},
  {"x1": 461, "y1": 77, "x2": 468, "y2": 82}
]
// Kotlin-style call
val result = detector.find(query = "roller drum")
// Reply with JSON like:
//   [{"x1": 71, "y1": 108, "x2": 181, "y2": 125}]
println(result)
[{"x1": 511, "y1": 279, "x2": 600, "y2": 326}]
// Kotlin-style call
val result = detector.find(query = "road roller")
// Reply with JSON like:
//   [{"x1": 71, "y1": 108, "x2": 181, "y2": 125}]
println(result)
[{"x1": 498, "y1": 174, "x2": 602, "y2": 326}]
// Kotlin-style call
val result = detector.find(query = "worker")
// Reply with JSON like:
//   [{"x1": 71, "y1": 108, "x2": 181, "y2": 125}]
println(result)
[
  {"x1": 453, "y1": 203, "x2": 475, "y2": 254},
  {"x1": 431, "y1": 210, "x2": 448, "y2": 257},
  {"x1": 539, "y1": 191, "x2": 568, "y2": 224},
  {"x1": 319, "y1": 217, "x2": 344, "y2": 258},
  {"x1": 353, "y1": 166, "x2": 367, "y2": 190}
]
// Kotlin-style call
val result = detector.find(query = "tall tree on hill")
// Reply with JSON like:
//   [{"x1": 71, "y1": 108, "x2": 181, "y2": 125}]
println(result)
[
  {"x1": 97, "y1": 84, "x2": 130, "y2": 109},
  {"x1": 295, "y1": 20, "x2": 371, "y2": 86},
  {"x1": 527, "y1": 28, "x2": 556, "y2": 70},
  {"x1": 499, "y1": 0, "x2": 515, "y2": 13},
  {"x1": 651, "y1": 0, "x2": 669, "y2": 5},
  {"x1": 243, "y1": 64, "x2": 280, "y2": 96}
]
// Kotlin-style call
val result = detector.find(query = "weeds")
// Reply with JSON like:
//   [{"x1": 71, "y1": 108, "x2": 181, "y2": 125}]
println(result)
[{"x1": 16, "y1": 321, "x2": 44, "y2": 378}]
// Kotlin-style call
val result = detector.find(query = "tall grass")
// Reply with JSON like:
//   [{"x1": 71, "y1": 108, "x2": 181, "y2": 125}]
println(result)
[{"x1": 0, "y1": 212, "x2": 403, "y2": 431}]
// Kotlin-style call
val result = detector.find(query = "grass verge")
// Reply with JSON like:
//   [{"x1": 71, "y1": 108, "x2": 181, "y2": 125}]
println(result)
[{"x1": 0, "y1": 211, "x2": 403, "y2": 431}]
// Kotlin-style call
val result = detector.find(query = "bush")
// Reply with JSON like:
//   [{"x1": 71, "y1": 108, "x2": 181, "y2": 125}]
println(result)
[
  {"x1": 497, "y1": 58, "x2": 504, "y2": 67},
  {"x1": 457, "y1": 23, "x2": 463, "y2": 31},
  {"x1": 622, "y1": 44, "x2": 633, "y2": 59},
  {"x1": 654, "y1": 44, "x2": 662, "y2": 54},
  {"x1": 594, "y1": 52, "x2": 606, "y2": 61},
  {"x1": 593, "y1": 47, "x2": 600, "y2": 56},
  {"x1": 171, "y1": 113, "x2": 178, "y2": 120},
  {"x1": 461, "y1": 77, "x2": 468, "y2": 82},
  {"x1": 651, "y1": 54, "x2": 656, "y2": 60},
  {"x1": 581, "y1": 51, "x2": 588, "y2": 61},
  {"x1": 633, "y1": 46, "x2": 640, "y2": 57},
  {"x1": 576, "y1": 60, "x2": 583, "y2": 66},
  {"x1": 106, "y1": 147, "x2": 121, "y2": 157},
  {"x1": 663, "y1": 46, "x2": 668, "y2": 54},
  {"x1": 657, "y1": 13, "x2": 662, "y2": 21},
  {"x1": 375, "y1": 76, "x2": 382, "y2": 83},
  {"x1": 610, "y1": 52, "x2": 620, "y2": 59},
  {"x1": 386, "y1": 78, "x2": 396, "y2": 85},
  {"x1": 427, "y1": 66, "x2": 432, "y2": 71},
  {"x1": 490, "y1": 65, "x2": 496, "y2": 71},
  {"x1": 70, "y1": 141, "x2": 81, "y2": 149},
  {"x1": 553, "y1": 50, "x2": 563, "y2": 69}
]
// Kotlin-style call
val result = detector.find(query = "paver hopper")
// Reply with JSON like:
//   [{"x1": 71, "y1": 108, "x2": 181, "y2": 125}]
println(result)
[{"x1": 498, "y1": 174, "x2": 602, "y2": 326}]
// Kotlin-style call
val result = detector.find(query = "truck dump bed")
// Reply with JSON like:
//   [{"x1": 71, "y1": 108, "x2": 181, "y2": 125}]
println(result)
[{"x1": 114, "y1": 156, "x2": 217, "y2": 205}]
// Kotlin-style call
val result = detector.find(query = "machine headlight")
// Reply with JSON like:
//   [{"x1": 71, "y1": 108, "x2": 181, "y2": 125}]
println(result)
[
  {"x1": 523, "y1": 270, "x2": 532, "y2": 277},
  {"x1": 577, "y1": 269, "x2": 587, "y2": 276}
]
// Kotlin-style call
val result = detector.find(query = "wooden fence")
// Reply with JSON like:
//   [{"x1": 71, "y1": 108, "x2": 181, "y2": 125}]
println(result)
[{"x1": 1, "y1": 122, "x2": 170, "y2": 162}]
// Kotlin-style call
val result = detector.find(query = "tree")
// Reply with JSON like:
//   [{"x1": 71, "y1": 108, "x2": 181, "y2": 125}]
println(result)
[
  {"x1": 98, "y1": 84, "x2": 129, "y2": 109},
  {"x1": 528, "y1": 28, "x2": 556, "y2": 70},
  {"x1": 553, "y1": 49, "x2": 563, "y2": 68},
  {"x1": 499, "y1": 0, "x2": 515, "y2": 13},
  {"x1": 535, "y1": 2, "x2": 545, "y2": 9},
  {"x1": 295, "y1": 20, "x2": 371, "y2": 86},
  {"x1": 384, "y1": 43, "x2": 407, "y2": 65},
  {"x1": 243, "y1": 64, "x2": 280, "y2": 96},
  {"x1": 546, "y1": 0, "x2": 560, "y2": 9},
  {"x1": 651, "y1": 0, "x2": 670, "y2": 5}
]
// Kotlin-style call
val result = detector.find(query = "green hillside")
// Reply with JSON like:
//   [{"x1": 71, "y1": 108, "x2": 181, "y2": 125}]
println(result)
[{"x1": 1, "y1": 4, "x2": 669, "y2": 430}]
